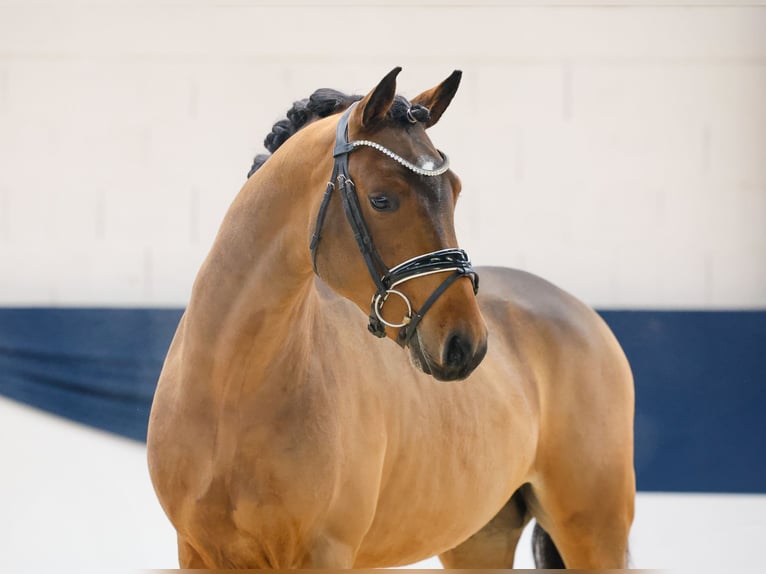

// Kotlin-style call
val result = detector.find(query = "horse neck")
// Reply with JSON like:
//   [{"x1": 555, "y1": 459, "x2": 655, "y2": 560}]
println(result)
[{"x1": 186, "y1": 126, "x2": 334, "y2": 357}]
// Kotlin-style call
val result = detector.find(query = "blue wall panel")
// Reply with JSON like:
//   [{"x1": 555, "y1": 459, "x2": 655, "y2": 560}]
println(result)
[
  {"x1": 0, "y1": 308, "x2": 764, "y2": 493},
  {"x1": 600, "y1": 310, "x2": 766, "y2": 494},
  {"x1": 0, "y1": 308, "x2": 181, "y2": 442}
]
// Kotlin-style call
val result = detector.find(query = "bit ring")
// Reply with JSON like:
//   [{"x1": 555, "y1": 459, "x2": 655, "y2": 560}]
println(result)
[{"x1": 372, "y1": 289, "x2": 413, "y2": 329}]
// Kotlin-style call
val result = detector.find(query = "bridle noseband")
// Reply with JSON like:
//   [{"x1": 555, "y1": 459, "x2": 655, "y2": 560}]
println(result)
[{"x1": 310, "y1": 103, "x2": 479, "y2": 347}]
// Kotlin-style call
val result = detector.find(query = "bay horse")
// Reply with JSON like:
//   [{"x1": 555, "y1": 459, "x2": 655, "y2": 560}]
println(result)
[{"x1": 147, "y1": 67, "x2": 635, "y2": 569}]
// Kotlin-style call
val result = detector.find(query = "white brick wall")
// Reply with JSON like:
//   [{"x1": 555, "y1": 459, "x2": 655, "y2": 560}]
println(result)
[{"x1": 0, "y1": 3, "x2": 764, "y2": 307}]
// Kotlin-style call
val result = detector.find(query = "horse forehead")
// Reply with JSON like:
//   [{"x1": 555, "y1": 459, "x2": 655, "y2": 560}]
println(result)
[
  {"x1": 376, "y1": 124, "x2": 439, "y2": 160},
  {"x1": 406, "y1": 131, "x2": 440, "y2": 160},
  {"x1": 403, "y1": 150, "x2": 452, "y2": 200},
  {"x1": 361, "y1": 126, "x2": 451, "y2": 197},
  {"x1": 416, "y1": 153, "x2": 440, "y2": 172},
  {"x1": 390, "y1": 132, "x2": 447, "y2": 179}
]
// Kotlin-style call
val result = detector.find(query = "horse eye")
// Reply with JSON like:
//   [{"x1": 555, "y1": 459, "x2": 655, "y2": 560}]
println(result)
[{"x1": 369, "y1": 195, "x2": 394, "y2": 212}]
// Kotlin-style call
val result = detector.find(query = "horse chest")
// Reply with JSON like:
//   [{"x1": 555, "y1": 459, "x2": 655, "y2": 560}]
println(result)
[{"x1": 348, "y1": 376, "x2": 534, "y2": 565}]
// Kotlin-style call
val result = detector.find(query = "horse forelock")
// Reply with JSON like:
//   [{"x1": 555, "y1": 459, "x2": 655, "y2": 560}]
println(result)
[{"x1": 247, "y1": 90, "x2": 431, "y2": 179}]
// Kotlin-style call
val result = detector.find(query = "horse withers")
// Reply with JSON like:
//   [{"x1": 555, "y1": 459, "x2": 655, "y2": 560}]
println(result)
[{"x1": 147, "y1": 67, "x2": 635, "y2": 569}]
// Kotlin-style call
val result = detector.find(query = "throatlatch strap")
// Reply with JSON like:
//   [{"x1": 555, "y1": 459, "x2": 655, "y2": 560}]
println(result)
[
  {"x1": 310, "y1": 175, "x2": 337, "y2": 273},
  {"x1": 311, "y1": 103, "x2": 388, "y2": 292}
]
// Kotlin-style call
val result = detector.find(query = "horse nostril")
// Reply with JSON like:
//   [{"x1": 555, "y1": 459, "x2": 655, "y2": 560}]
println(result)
[{"x1": 445, "y1": 333, "x2": 469, "y2": 369}]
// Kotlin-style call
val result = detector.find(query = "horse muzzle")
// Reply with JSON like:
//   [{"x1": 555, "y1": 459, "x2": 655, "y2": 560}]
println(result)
[{"x1": 409, "y1": 327, "x2": 488, "y2": 382}]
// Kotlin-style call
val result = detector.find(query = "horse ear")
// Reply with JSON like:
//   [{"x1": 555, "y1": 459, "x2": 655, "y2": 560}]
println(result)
[
  {"x1": 411, "y1": 70, "x2": 462, "y2": 128},
  {"x1": 358, "y1": 66, "x2": 401, "y2": 128}
]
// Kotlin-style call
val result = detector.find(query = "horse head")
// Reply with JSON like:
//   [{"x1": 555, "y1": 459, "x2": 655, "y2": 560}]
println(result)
[{"x1": 311, "y1": 68, "x2": 488, "y2": 381}]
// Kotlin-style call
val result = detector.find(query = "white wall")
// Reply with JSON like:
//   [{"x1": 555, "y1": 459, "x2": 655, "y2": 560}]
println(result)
[{"x1": 0, "y1": 3, "x2": 764, "y2": 308}]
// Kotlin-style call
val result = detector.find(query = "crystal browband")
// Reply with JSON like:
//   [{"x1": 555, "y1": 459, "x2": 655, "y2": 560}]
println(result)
[{"x1": 348, "y1": 140, "x2": 450, "y2": 177}]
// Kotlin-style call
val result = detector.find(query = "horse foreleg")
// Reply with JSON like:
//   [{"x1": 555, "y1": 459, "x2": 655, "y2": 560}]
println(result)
[
  {"x1": 438, "y1": 490, "x2": 531, "y2": 568},
  {"x1": 526, "y1": 465, "x2": 635, "y2": 569},
  {"x1": 300, "y1": 534, "x2": 356, "y2": 568},
  {"x1": 178, "y1": 535, "x2": 209, "y2": 568}
]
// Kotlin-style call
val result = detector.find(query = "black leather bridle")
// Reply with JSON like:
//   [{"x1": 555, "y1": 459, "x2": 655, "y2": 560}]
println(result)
[{"x1": 310, "y1": 103, "x2": 479, "y2": 347}]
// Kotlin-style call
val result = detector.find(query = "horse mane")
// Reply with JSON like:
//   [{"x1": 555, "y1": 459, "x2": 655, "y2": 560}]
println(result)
[{"x1": 247, "y1": 89, "x2": 431, "y2": 178}]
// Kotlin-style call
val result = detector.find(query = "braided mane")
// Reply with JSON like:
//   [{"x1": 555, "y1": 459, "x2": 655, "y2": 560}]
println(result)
[{"x1": 247, "y1": 89, "x2": 430, "y2": 178}]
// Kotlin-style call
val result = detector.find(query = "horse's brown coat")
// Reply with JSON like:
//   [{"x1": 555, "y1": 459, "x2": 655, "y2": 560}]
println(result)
[{"x1": 147, "y1": 70, "x2": 635, "y2": 569}]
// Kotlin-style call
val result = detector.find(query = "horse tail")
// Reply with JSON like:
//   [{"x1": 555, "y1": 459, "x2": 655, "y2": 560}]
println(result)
[{"x1": 532, "y1": 522, "x2": 565, "y2": 568}]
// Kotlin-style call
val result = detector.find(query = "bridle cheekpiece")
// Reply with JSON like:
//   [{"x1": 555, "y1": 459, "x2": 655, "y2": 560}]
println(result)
[{"x1": 309, "y1": 103, "x2": 479, "y2": 347}]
